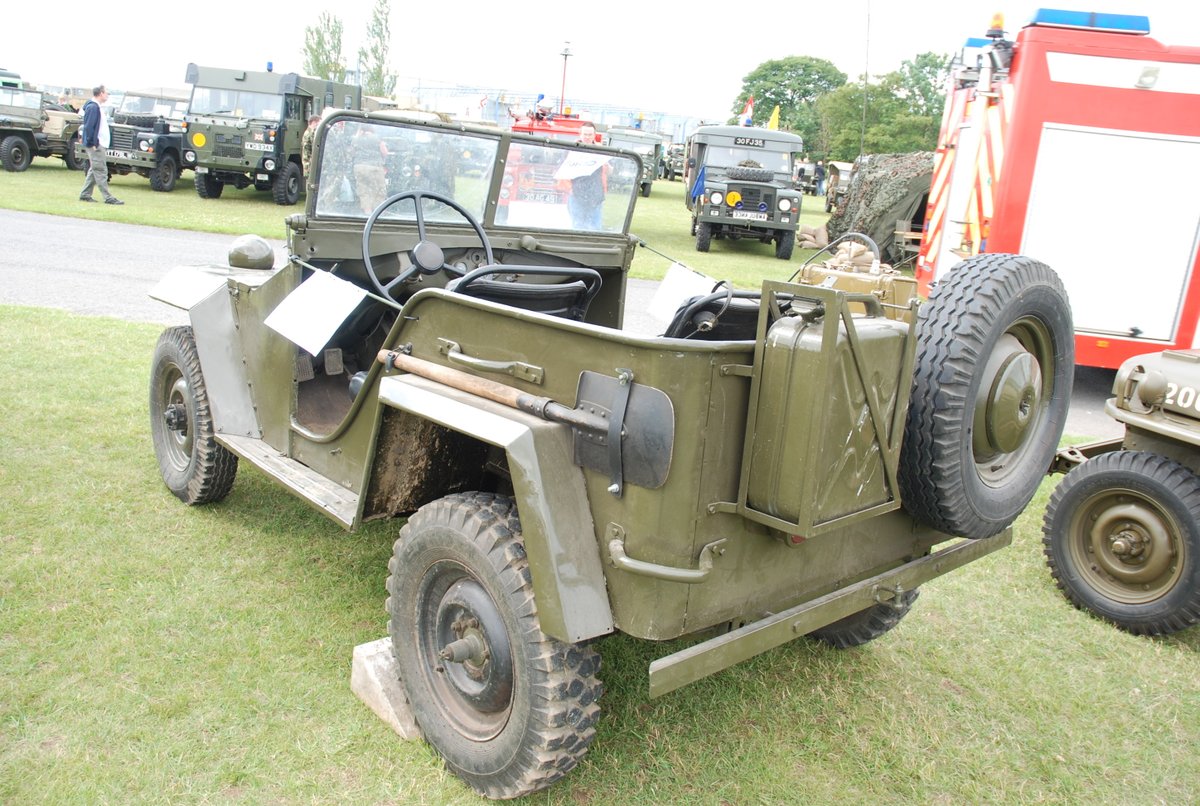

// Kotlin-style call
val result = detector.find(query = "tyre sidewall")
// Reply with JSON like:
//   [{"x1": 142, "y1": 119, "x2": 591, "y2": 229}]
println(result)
[{"x1": 149, "y1": 328, "x2": 203, "y2": 499}]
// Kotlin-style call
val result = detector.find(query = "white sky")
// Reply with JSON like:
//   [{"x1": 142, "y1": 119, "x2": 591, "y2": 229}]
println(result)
[{"x1": 5, "y1": 1, "x2": 1199, "y2": 121}]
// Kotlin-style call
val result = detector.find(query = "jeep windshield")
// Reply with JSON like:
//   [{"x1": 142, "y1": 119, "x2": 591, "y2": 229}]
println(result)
[
  {"x1": 312, "y1": 116, "x2": 640, "y2": 235},
  {"x1": 0, "y1": 88, "x2": 43, "y2": 110},
  {"x1": 120, "y1": 93, "x2": 188, "y2": 120},
  {"x1": 702, "y1": 146, "x2": 792, "y2": 176},
  {"x1": 188, "y1": 87, "x2": 281, "y2": 121}
]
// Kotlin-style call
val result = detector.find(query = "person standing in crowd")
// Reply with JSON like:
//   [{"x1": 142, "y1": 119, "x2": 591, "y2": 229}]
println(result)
[
  {"x1": 814, "y1": 159, "x2": 826, "y2": 196},
  {"x1": 568, "y1": 124, "x2": 606, "y2": 230},
  {"x1": 301, "y1": 114, "x2": 321, "y2": 179},
  {"x1": 78, "y1": 85, "x2": 122, "y2": 205}
]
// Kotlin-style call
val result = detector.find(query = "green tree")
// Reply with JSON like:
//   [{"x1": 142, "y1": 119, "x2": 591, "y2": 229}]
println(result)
[
  {"x1": 357, "y1": 0, "x2": 397, "y2": 97},
  {"x1": 303, "y1": 12, "x2": 346, "y2": 81},
  {"x1": 730, "y1": 57, "x2": 847, "y2": 151}
]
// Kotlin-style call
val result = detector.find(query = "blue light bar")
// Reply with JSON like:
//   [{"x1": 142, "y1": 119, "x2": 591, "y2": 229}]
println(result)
[
  {"x1": 1029, "y1": 8, "x2": 1150, "y2": 35},
  {"x1": 963, "y1": 37, "x2": 991, "y2": 48}
]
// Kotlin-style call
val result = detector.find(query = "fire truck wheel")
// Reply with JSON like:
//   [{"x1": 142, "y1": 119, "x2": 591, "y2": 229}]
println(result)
[
  {"x1": 387, "y1": 492, "x2": 603, "y2": 799},
  {"x1": 696, "y1": 222, "x2": 712, "y2": 252},
  {"x1": 899, "y1": 253, "x2": 1073, "y2": 538},
  {"x1": 1043, "y1": 451, "x2": 1200, "y2": 635},
  {"x1": 149, "y1": 326, "x2": 238, "y2": 504},
  {"x1": 808, "y1": 588, "x2": 920, "y2": 648},
  {"x1": 195, "y1": 171, "x2": 224, "y2": 199}
]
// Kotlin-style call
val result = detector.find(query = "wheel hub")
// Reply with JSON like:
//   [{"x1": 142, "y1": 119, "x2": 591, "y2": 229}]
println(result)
[
  {"x1": 163, "y1": 402, "x2": 189, "y2": 432},
  {"x1": 975, "y1": 335, "x2": 1043, "y2": 458},
  {"x1": 434, "y1": 578, "x2": 513, "y2": 717},
  {"x1": 1091, "y1": 503, "x2": 1174, "y2": 584}
]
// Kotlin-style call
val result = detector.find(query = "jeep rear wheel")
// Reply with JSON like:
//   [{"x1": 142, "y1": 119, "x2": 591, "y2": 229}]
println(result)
[
  {"x1": 195, "y1": 172, "x2": 224, "y2": 199},
  {"x1": 809, "y1": 588, "x2": 920, "y2": 648},
  {"x1": 64, "y1": 140, "x2": 86, "y2": 171},
  {"x1": 1043, "y1": 451, "x2": 1200, "y2": 635},
  {"x1": 899, "y1": 254, "x2": 1073, "y2": 538},
  {"x1": 150, "y1": 154, "x2": 178, "y2": 192},
  {"x1": 1, "y1": 135, "x2": 32, "y2": 172},
  {"x1": 387, "y1": 492, "x2": 603, "y2": 799},
  {"x1": 272, "y1": 161, "x2": 302, "y2": 205},
  {"x1": 696, "y1": 221, "x2": 712, "y2": 252},
  {"x1": 149, "y1": 326, "x2": 238, "y2": 504}
]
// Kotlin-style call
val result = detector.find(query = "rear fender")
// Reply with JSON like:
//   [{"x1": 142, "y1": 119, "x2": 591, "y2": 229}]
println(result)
[{"x1": 377, "y1": 372, "x2": 615, "y2": 644}]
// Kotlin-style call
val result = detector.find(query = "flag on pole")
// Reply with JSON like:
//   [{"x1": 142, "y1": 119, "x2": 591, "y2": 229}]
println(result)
[
  {"x1": 741, "y1": 96, "x2": 754, "y2": 126},
  {"x1": 766, "y1": 105, "x2": 780, "y2": 130},
  {"x1": 689, "y1": 165, "x2": 707, "y2": 201}
]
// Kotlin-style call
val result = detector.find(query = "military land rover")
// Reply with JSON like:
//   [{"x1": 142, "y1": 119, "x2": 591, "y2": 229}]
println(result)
[
  {"x1": 148, "y1": 111, "x2": 1073, "y2": 799},
  {"x1": 183, "y1": 63, "x2": 361, "y2": 205},
  {"x1": 684, "y1": 125, "x2": 805, "y2": 259},
  {"x1": 604, "y1": 126, "x2": 662, "y2": 197},
  {"x1": 81, "y1": 88, "x2": 191, "y2": 191},
  {"x1": 661, "y1": 142, "x2": 685, "y2": 180},
  {"x1": 1045, "y1": 349, "x2": 1200, "y2": 635},
  {"x1": 0, "y1": 84, "x2": 83, "y2": 172}
]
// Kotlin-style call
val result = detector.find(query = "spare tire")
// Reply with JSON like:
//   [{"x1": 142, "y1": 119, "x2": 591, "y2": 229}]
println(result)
[
  {"x1": 899, "y1": 253, "x2": 1073, "y2": 538},
  {"x1": 726, "y1": 166, "x2": 773, "y2": 183}
]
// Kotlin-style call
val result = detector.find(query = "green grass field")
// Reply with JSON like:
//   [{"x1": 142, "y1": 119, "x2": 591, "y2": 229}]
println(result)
[{"x1": 2, "y1": 161, "x2": 1199, "y2": 805}]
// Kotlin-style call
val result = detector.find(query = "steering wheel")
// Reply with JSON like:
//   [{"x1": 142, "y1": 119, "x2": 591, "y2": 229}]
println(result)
[{"x1": 361, "y1": 189, "x2": 495, "y2": 303}]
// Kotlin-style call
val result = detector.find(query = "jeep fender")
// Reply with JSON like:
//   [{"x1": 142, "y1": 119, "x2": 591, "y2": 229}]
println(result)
[{"x1": 377, "y1": 372, "x2": 615, "y2": 644}]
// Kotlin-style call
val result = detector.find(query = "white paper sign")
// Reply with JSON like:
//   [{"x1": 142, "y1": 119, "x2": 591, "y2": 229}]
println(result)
[
  {"x1": 264, "y1": 271, "x2": 368, "y2": 356},
  {"x1": 647, "y1": 262, "x2": 718, "y2": 324},
  {"x1": 553, "y1": 152, "x2": 611, "y2": 180}
]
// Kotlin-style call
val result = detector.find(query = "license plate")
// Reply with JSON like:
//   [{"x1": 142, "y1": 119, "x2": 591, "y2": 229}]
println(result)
[
  {"x1": 105, "y1": 149, "x2": 132, "y2": 160},
  {"x1": 518, "y1": 191, "x2": 561, "y2": 204},
  {"x1": 732, "y1": 210, "x2": 768, "y2": 221},
  {"x1": 195, "y1": 166, "x2": 208, "y2": 174},
  {"x1": 245, "y1": 142, "x2": 274, "y2": 152},
  {"x1": 256, "y1": 173, "x2": 270, "y2": 181}
]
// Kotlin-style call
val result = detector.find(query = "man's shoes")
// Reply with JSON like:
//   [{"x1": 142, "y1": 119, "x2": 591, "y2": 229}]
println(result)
[
  {"x1": 79, "y1": 196, "x2": 96, "y2": 202},
  {"x1": 104, "y1": 198, "x2": 124, "y2": 205}
]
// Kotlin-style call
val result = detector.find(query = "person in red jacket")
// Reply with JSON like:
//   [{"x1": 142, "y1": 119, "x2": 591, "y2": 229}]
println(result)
[{"x1": 78, "y1": 85, "x2": 123, "y2": 205}]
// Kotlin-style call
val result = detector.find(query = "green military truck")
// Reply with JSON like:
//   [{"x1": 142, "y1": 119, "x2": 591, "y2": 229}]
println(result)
[
  {"x1": 183, "y1": 63, "x2": 361, "y2": 205},
  {"x1": 84, "y1": 88, "x2": 191, "y2": 191},
  {"x1": 0, "y1": 84, "x2": 83, "y2": 172},
  {"x1": 604, "y1": 127, "x2": 662, "y2": 197},
  {"x1": 1045, "y1": 348, "x2": 1200, "y2": 635},
  {"x1": 661, "y1": 142, "x2": 685, "y2": 180},
  {"x1": 684, "y1": 125, "x2": 805, "y2": 259},
  {"x1": 146, "y1": 112, "x2": 1073, "y2": 799}
]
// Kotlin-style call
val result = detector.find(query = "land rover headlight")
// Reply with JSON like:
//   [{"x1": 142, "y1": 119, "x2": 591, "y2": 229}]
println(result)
[
  {"x1": 184, "y1": 150, "x2": 195, "y2": 163},
  {"x1": 708, "y1": 191, "x2": 723, "y2": 206},
  {"x1": 778, "y1": 198, "x2": 793, "y2": 212},
  {"x1": 264, "y1": 159, "x2": 276, "y2": 171},
  {"x1": 138, "y1": 140, "x2": 150, "y2": 151}
]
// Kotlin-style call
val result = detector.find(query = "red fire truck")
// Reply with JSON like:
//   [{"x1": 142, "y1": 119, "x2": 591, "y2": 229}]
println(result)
[{"x1": 916, "y1": 9, "x2": 1200, "y2": 369}]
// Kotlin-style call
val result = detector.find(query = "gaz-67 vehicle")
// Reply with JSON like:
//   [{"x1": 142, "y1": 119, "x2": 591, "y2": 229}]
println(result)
[
  {"x1": 148, "y1": 111, "x2": 1073, "y2": 799},
  {"x1": 1045, "y1": 348, "x2": 1200, "y2": 635},
  {"x1": 684, "y1": 124, "x2": 805, "y2": 259},
  {"x1": 183, "y1": 63, "x2": 361, "y2": 205},
  {"x1": 83, "y1": 87, "x2": 191, "y2": 191}
]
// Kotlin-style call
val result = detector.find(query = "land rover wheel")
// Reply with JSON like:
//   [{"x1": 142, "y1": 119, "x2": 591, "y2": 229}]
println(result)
[
  {"x1": 1043, "y1": 451, "x2": 1200, "y2": 635},
  {"x1": 195, "y1": 172, "x2": 224, "y2": 199},
  {"x1": 899, "y1": 253, "x2": 1073, "y2": 538},
  {"x1": 696, "y1": 221, "x2": 712, "y2": 252},
  {"x1": 1, "y1": 135, "x2": 32, "y2": 172},
  {"x1": 149, "y1": 326, "x2": 238, "y2": 504},
  {"x1": 775, "y1": 229, "x2": 795, "y2": 260},
  {"x1": 387, "y1": 492, "x2": 603, "y2": 799},
  {"x1": 273, "y1": 161, "x2": 302, "y2": 205},
  {"x1": 640, "y1": 181, "x2": 651, "y2": 198},
  {"x1": 150, "y1": 154, "x2": 178, "y2": 192},
  {"x1": 809, "y1": 589, "x2": 920, "y2": 648}
]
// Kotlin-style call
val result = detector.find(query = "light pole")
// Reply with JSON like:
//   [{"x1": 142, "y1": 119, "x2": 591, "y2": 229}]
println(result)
[{"x1": 559, "y1": 42, "x2": 572, "y2": 115}]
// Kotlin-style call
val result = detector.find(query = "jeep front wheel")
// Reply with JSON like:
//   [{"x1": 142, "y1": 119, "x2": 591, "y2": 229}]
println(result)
[
  {"x1": 1, "y1": 135, "x2": 32, "y2": 172},
  {"x1": 1043, "y1": 451, "x2": 1200, "y2": 635},
  {"x1": 272, "y1": 161, "x2": 302, "y2": 205},
  {"x1": 149, "y1": 326, "x2": 238, "y2": 504},
  {"x1": 387, "y1": 492, "x2": 603, "y2": 799},
  {"x1": 899, "y1": 253, "x2": 1073, "y2": 538},
  {"x1": 150, "y1": 154, "x2": 178, "y2": 192}
]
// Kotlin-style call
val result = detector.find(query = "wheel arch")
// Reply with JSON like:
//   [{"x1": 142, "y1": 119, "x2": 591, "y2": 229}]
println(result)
[{"x1": 377, "y1": 372, "x2": 615, "y2": 643}]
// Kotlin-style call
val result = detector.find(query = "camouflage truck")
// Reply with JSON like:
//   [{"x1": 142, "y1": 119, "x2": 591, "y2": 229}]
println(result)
[
  {"x1": 604, "y1": 127, "x2": 662, "y2": 197},
  {"x1": 0, "y1": 85, "x2": 83, "y2": 171},
  {"x1": 662, "y1": 142, "x2": 685, "y2": 180},
  {"x1": 147, "y1": 111, "x2": 1073, "y2": 799},
  {"x1": 183, "y1": 63, "x2": 361, "y2": 205},
  {"x1": 1045, "y1": 349, "x2": 1200, "y2": 635},
  {"x1": 83, "y1": 88, "x2": 191, "y2": 191},
  {"x1": 684, "y1": 125, "x2": 804, "y2": 259}
]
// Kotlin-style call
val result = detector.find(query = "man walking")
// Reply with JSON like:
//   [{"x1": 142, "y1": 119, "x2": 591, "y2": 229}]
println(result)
[{"x1": 78, "y1": 85, "x2": 123, "y2": 205}]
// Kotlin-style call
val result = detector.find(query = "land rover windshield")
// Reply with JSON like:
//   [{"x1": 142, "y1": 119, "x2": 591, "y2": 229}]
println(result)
[
  {"x1": 703, "y1": 146, "x2": 791, "y2": 175},
  {"x1": 312, "y1": 117, "x2": 639, "y2": 235},
  {"x1": 189, "y1": 87, "x2": 282, "y2": 121},
  {"x1": 120, "y1": 93, "x2": 188, "y2": 120}
]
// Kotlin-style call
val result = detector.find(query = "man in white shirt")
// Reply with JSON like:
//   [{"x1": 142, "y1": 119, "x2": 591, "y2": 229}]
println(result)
[{"x1": 79, "y1": 85, "x2": 123, "y2": 205}]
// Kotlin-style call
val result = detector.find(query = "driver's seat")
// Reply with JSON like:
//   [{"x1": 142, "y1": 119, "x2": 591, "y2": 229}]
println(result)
[{"x1": 447, "y1": 266, "x2": 602, "y2": 322}]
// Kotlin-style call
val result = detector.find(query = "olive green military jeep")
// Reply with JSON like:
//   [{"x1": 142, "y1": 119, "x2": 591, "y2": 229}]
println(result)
[
  {"x1": 1045, "y1": 349, "x2": 1200, "y2": 635},
  {"x1": 148, "y1": 111, "x2": 1073, "y2": 799},
  {"x1": 0, "y1": 86, "x2": 83, "y2": 171}
]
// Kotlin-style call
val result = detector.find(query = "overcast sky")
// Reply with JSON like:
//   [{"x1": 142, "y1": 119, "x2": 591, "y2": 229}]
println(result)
[{"x1": 6, "y1": 1, "x2": 1198, "y2": 121}]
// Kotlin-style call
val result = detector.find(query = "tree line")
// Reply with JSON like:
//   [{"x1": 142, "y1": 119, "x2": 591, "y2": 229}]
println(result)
[
  {"x1": 731, "y1": 53, "x2": 949, "y2": 161},
  {"x1": 302, "y1": 0, "x2": 397, "y2": 98}
]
